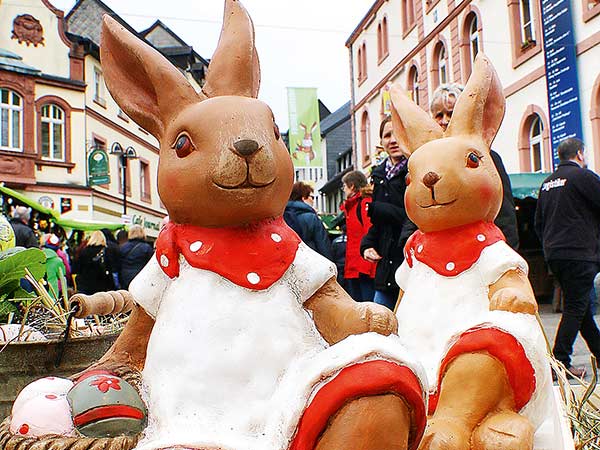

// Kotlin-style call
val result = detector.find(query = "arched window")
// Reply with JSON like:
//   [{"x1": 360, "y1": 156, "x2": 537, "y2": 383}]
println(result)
[
  {"x1": 402, "y1": 0, "x2": 416, "y2": 34},
  {"x1": 438, "y1": 46, "x2": 447, "y2": 85},
  {"x1": 0, "y1": 88, "x2": 23, "y2": 151},
  {"x1": 377, "y1": 22, "x2": 383, "y2": 61},
  {"x1": 357, "y1": 46, "x2": 363, "y2": 81},
  {"x1": 529, "y1": 115, "x2": 544, "y2": 172},
  {"x1": 407, "y1": 65, "x2": 420, "y2": 105},
  {"x1": 360, "y1": 111, "x2": 371, "y2": 165},
  {"x1": 469, "y1": 15, "x2": 480, "y2": 61},
  {"x1": 40, "y1": 104, "x2": 65, "y2": 160},
  {"x1": 361, "y1": 42, "x2": 368, "y2": 80},
  {"x1": 518, "y1": 107, "x2": 550, "y2": 172},
  {"x1": 432, "y1": 42, "x2": 449, "y2": 88},
  {"x1": 382, "y1": 16, "x2": 389, "y2": 57}
]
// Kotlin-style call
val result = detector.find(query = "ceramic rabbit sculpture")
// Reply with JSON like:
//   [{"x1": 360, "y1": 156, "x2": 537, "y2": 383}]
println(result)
[
  {"x1": 3, "y1": 2, "x2": 429, "y2": 450},
  {"x1": 388, "y1": 54, "x2": 552, "y2": 450}
]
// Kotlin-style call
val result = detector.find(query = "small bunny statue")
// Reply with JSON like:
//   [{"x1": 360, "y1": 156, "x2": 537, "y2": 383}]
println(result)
[
  {"x1": 388, "y1": 54, "x2": 553, "y2": 450},
  {"x1": 2, "y1": 2, "x2": 429, "y2": 450}
]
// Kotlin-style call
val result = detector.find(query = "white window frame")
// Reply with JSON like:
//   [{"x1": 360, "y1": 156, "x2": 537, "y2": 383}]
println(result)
[
  {"x1": 438, "y1": 46, "x2": 447, "y2": 84},
  {"x1": 520, "y1": 0, "x2": 535, "y2": 43},
  {"x1": 93, "y1": 67, "x2": 105, "y2": 103},
  {"x1": 40, "y1": 104, "x2": 65, "y2": 161},
  {"x1": 469, "y1": 15, "x2": 480, "y2": 61},
  {"x1": 529, "y1": 115, "x2": 544, "y2": 172},
  {"x1": 0, "y1": 88, "x2": 23, "y2": 152}
]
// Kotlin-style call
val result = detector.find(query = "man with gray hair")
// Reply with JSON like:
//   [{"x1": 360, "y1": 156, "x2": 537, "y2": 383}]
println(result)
[{"x1": 9, "y1": 206, "x2": 38, "y2": 248}]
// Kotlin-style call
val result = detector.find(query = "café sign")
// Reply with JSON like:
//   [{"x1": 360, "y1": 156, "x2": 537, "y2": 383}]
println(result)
[{"x1": 88, "y1": 148, "x2": 110, "y2": 186}]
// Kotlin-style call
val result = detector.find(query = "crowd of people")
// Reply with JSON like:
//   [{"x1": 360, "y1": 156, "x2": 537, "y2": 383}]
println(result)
[{"x1": 7, "y1": 207, "x2": 154, "y2": 298}]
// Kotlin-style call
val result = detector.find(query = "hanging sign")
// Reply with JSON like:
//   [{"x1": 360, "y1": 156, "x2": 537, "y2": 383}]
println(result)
[{"x1": 88, "y1": 148, "x2": 110, "y2": 185}]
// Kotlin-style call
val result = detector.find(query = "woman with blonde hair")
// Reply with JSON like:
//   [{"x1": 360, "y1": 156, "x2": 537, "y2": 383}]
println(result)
[
  {"x1": 119, "y1": 224, "x2": 154, "y2": 289},
  {"x1": 72, "y1": 230, "x2": 115, "y2": 294}
]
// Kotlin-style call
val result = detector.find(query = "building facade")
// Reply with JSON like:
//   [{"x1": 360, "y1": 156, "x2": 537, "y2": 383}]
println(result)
[
  {"x1": 346, "y1": 0, "x2": 600, "y2": 174},
  {"x1": 0, "y1": 0, "x2": 207, "y2": 238}
]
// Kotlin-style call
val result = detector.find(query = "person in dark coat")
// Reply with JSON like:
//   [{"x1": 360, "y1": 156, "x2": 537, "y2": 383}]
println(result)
[
  {"x1": 72, "y1": 230, "x2": 115, "y2": 295},
  {"x1": 430, "y1": 83, "x2": 519, "y2": 249},
  {"x1": 535, "y1": 138, "x2": 600, "y2": 377},
  {"x1": 119, "y1": 225, "x2": 154, "y2": 289},
  {"x1": 341, "y1": 170, "x2": 376, "y2": 302},
  {"x1": 101, "y1": 228, "x2": 122, "y2": 289},
  {"x1": 283, "y1": 182, "x2": 333, "y2": 261},
  {"x1": 361, "y1": 116, "x2": 415, "y2": 310},
  {"x1": 9, "y1": 206, "x2": 38, "y2": 248}
]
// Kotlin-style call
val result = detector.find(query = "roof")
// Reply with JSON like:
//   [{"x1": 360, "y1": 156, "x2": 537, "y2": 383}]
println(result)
[
  {"x1": 0, "y1": 48, "x2": 40, "y2": 76},
  {"x1": 320, "y1": 101, "x2": 351, "y2": 135},
  {"x1": 345, "y1": 0, "x2": 385, "y2": 47}
]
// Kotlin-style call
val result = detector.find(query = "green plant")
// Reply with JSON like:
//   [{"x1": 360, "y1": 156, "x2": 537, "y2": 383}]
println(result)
[{"x1": 0, "y1": 247, "x2": 46, "y2": 321}]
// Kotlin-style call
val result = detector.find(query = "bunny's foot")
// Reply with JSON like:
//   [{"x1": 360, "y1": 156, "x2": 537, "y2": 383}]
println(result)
[
  {"x1": 417, "y1": 417, "x2": 471, "y2": 450},
  {"x1": 471, "y1": 411, "x2": 533, "y2": 450},
  {"x1": 315, "y1": 394, "x2": 411, "y2": 450}
]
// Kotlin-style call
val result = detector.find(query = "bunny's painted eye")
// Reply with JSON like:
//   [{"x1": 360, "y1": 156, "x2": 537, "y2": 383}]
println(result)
[
  {"x1": 173, "y1": 134, "x2": 194, "y2": 158},
  {"x1": 467, "y1": 152, "x2": 480, "y2": 168}
]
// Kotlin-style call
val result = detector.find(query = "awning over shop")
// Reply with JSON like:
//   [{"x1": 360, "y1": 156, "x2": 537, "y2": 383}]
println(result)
[
  {"x1": 508, "y1": 173, "x2": 550, "y2": 199},
  {"x1": 0, "y1": 184, "x2": 124, "y2": 232},
  {"x1": 0, "y1": 184, "x2": 59, "y2": 219}
]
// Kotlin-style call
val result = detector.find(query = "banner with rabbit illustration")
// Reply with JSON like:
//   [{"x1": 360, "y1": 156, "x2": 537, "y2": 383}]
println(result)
[{"x1": 287, "y1": 88, "x2": 322, "y2": 167}]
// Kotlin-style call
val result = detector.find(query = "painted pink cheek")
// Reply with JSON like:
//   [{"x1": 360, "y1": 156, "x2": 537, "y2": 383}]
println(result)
[
  {"x1": 45, "y1": 394, "x2": 58, "y2": 400},
  {"x1": 18, "y1": 424, "x2": 29, "y2": 435}
]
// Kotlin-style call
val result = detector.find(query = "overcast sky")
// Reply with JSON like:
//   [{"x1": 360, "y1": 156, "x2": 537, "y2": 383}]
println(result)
[{"x1": 50, "y1": 0, "x2": 375, "y2": 130}]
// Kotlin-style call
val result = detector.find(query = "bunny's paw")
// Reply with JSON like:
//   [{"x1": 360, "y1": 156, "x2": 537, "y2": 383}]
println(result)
[
  {"x1": 357, "y1": 302, "x2": 398, "y2": 336},
  {"x1": 489, "y1": 287, "x2": 537, "y2": 315}
]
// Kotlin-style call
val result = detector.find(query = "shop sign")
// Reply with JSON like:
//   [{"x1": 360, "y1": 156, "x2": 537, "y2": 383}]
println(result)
[
  {"x1": 132, "y1": 214, "x2": 161, "y2": 232},
  {"x1": 60, "y1": 197, "x2": 72, "y2": 214},
  {"x1": 38, "y1": 195, "x2": 54, "y2": 209},
  {"x1": 88, "y1": 148, "x2": 110, "y2": 186}
]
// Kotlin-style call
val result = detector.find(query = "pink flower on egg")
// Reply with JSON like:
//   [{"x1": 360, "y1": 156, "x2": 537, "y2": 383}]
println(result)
[{"x1": 90, "y1": 376, "x2": 121, "y2": 393}]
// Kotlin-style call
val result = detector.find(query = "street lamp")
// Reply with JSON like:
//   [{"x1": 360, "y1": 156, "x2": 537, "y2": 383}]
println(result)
[{"x1": 110, "y1": 142, "x2": 138, "y2": 215}]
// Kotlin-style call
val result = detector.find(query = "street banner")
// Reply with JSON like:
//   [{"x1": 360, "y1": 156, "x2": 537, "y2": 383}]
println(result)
[
  {"x1": 88, "y1": 147, "x2": 110, "y2": 185},
  {"x1": 287, "y1": 87, "x2": 322, "y2": 167},
  {"x1": 540, "y1": 0, "x2": 584, "y2": 169}
]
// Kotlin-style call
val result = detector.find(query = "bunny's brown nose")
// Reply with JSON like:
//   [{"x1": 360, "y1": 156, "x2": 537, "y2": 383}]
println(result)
[
  {"x1": 422, "y1": 171, "x2": 441, "y2": 188},
  {"x1": 233, "y1": 139, "x2": 260, "y2": 157}
]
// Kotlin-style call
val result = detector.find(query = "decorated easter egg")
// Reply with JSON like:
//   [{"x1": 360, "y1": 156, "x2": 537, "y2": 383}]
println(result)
[
  {"x1": 0, "y1": 214, "x2": 15, "y2": 251},
  {"x1": 10, "y1": 377, "x2": 76, "y2": 437},
  {"x1": 67, "y1": 372, "x2": 147, "y2": 437}
]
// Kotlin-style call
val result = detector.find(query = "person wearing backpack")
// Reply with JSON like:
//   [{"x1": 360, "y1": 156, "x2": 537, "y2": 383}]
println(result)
[
  {"x1": 341, "y1": 171, "x2": 376, "y2": 302},
  {"x1": 283, "y1": 181, "x2": 333, "y2": 261},
  {"x1": 72, "y1": 230, "x2": 115, "y2": 294},
  {"x1": 119, "y1": 224, "x2": 154, "y2": 289}
]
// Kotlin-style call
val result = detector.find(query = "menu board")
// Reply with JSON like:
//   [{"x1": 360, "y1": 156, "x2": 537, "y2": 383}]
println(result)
[{"x1": 540, "y1": 0, "x2": 583, "y2": 169}]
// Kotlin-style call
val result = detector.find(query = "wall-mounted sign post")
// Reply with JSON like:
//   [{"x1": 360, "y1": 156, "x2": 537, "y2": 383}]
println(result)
[{"x1": 540, "y1": 0, "x2": 584, "y2": 169}]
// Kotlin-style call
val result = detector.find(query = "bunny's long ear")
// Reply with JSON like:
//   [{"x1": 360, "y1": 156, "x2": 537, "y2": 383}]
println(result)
[
  {"x1": 101, "y1": 16, "x2": 204, "y2": 140},
  {"x1": 445, "y1": 53, "x2": 505, "y2": 148},
  {"x1": 389, "y1": 84, "x2": 443, "y2": 154},
  {"x1": 203, "y1": 0, "x2": 261, "y2": 98}
]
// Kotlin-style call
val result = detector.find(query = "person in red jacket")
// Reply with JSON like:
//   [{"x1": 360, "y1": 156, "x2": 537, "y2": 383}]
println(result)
[{"x1": 341, "y1": 170, "x2": 377, "y2": 301}]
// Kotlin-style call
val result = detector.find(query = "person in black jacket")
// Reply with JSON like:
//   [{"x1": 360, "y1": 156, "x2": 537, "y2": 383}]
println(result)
[
  {"x1": 284, "y1": 182, "x2": 333, "y2": 261},
  {"x1": 9, "y1": 206, "x2": 38, "y2": 248},
  {"x1": 119, "y1": 225, "x2": 154, "y2": 289},
  {"x1": 430, "y1": 83, "x2": 519, "y2": 249},
  {"x1": 361, "y1": 116, "x2": 414, "y2": 310},
  {"x1": 72, "y1": 230, "x2": 115, "y2": 295},
  {"x1": 535, "y1": 138, "x2": 600, "y2": 376}
]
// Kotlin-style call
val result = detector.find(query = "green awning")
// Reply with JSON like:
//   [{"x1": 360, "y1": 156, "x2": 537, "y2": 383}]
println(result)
[
  {"x1": 508, "y1": 173, "x2": 550, "y2": 199},
  {"x1": 52, "y1": 217, "x2": 124, "y2": 232},
  {"x1": 0, "y1": 184, "x2": 59, "y2": 219},
  {"x1": 0, "y1": 184, "x2": 123, "y2": 232}
]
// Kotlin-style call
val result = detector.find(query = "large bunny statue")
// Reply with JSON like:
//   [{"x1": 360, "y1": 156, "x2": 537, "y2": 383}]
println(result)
[
  {"x1": 388, "y1": 54, "x2": 553, "y2": 450},
  {"x1": 1, "y1": 2, "x2": 429, "y2": 450}
]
